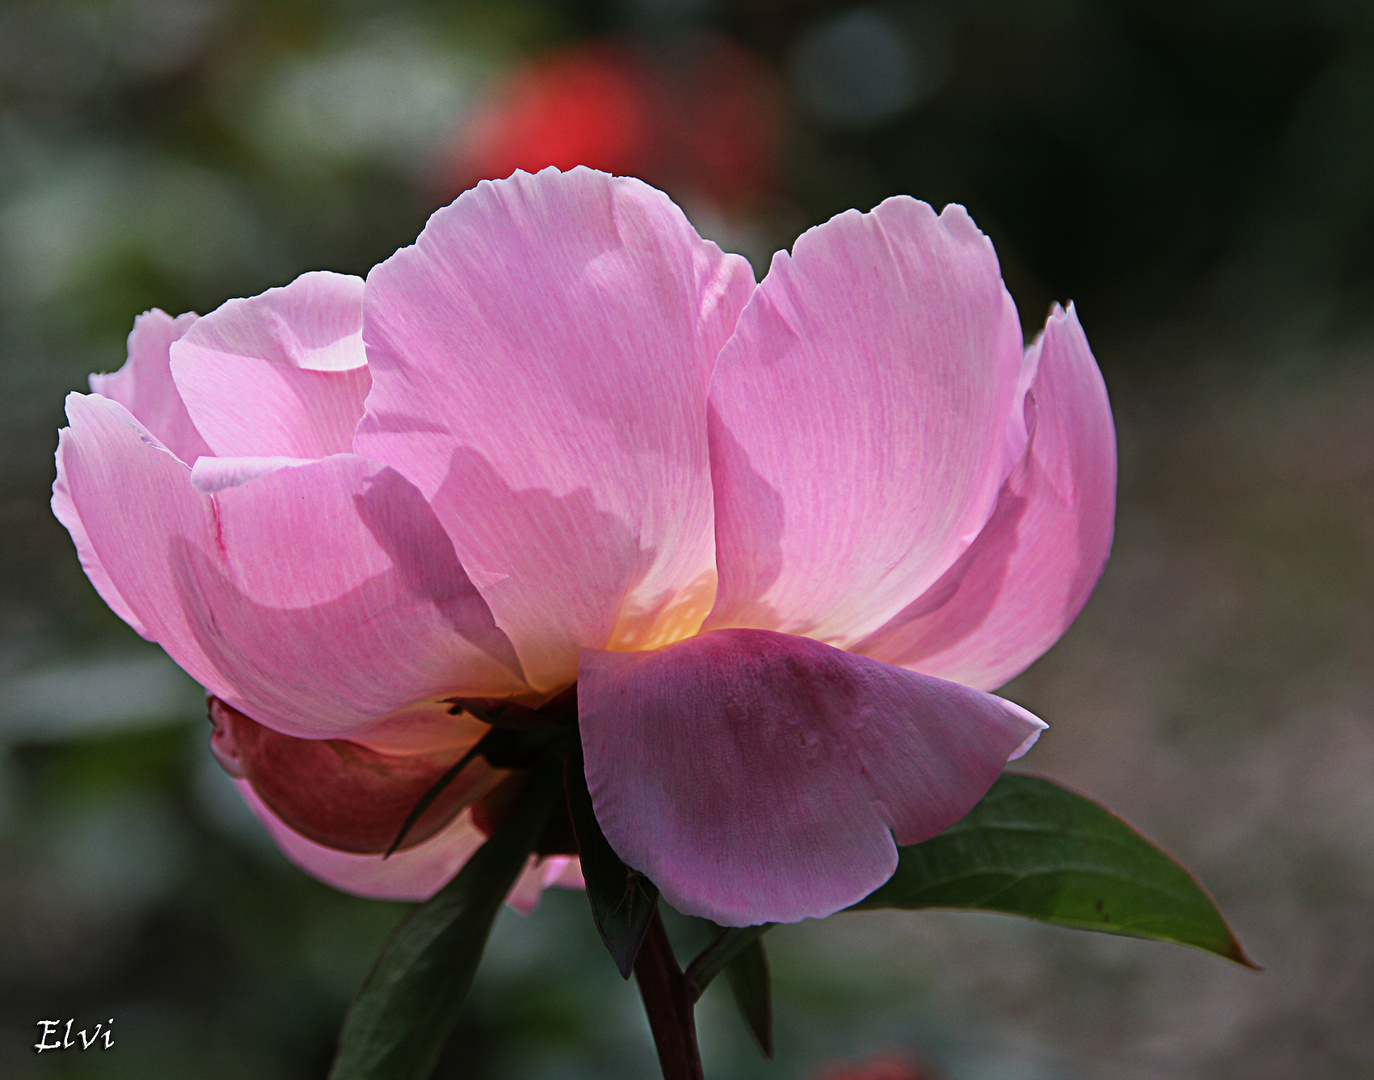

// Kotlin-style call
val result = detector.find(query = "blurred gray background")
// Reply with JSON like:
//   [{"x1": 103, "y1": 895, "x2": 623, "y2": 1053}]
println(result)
[{"x1": 1, "y1": 1, "x2": 1372, "y2": 1077}]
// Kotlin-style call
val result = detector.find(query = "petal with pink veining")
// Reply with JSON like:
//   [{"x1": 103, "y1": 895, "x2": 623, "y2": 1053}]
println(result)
[
  {"x1": 59, "y1": 395, "x2": 233, "y2": 701},
  {"x1": 89, "y1": 309, "x2": 210, "y2": 464},
  {"x1": 53, "y1": 433, "x2": 149, "y2": 639},
  {"x1": 170, "y1": 271, "x2": 370, "y2": 460},
  {"x1": 347, "y1": 700, "x2": 495, "y2": 756},
  {"x1": 706, "y1": 199, "x2": 1025, "y2": 648},
  {"x1": 357, "y1": 167, "x2": 756, "y2": 692},
  {"x1": 855, "y1": 304, "x2": 1116, "y2": 690},
  {"x1": 59, "y1": 393, "x2": 526, "y2": 738},
  {"x1": 578, "y1": 628, "x2": 1044, "y2": 926}
]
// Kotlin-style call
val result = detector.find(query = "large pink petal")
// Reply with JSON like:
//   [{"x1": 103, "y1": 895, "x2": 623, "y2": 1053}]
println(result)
[
  {"x1": 52, "y1": 434, "x2": 150, "y2": 638},
  {"x1": 170, "y1": 271, "x2": 371, "y2": 459},
  {"x1": 60, "y1": 395, "x2": 233, "y2": 700},
  {"x1": 357, "y1": 167, "x2": 756, "y2": 692},
  {"x1": 705, "y1": 199, "x2": 1025, "y2": 647},
  {"x1": 238, "y1": 784, "x2": 584, "y2": 905},
  {"x1": 89, "y1": 309, "x2": 211, "y2": 464},
  {"x1": 56, "y1": 309, "x2": 208, "y2": 640},
  {"x1": 854, "y1": 305, "x2": 1116, "y2": 690},
  {"x1": 59, "y1": 394, "x2": 526, "y2": 738},
  {"x1": 578, "y1": 628, "x2": 1044, "y2": 926}
]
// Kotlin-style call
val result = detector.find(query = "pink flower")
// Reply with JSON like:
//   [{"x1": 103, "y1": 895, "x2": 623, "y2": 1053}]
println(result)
[{"x1": 52, "y1": 167, "x2": 1114, "y2": 925}]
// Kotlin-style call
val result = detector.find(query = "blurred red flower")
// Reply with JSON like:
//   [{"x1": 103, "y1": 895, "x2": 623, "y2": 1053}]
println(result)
[
  {"x1": 809, "y1": 1053, "x2": 940, "y2": 1080},
  {"x1": 447, "y1": 34, "x2": 781, "y2": 210}
]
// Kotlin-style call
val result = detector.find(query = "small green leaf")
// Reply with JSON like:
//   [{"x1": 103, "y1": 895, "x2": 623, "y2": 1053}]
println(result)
[
  {"x1": 330, "y1": 755, "x2": 563, "y2": 1080},
  {"x1": 385, "y1": 725, "x2": 566, "y2": 857},
  {"x1": 725, "y1": 936, "x2": 773, "y2": 1059},
  {"x1": 851, "y1": 773, "x2": 1255, "y2": 967},
  {"x1": 565, "y1": 732, "x2": 659, "y2": 978},
  {"x1": 383, "y1": 746, "x2": 481, "y2": 859},
  {"x1": 683, "y1": 924, "x2": 773, "y2": 1002}
]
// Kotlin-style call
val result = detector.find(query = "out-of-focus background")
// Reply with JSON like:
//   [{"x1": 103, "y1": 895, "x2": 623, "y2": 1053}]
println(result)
[{"x1": 1, "y1": 0, "x2": 1372, "y2": 1077}]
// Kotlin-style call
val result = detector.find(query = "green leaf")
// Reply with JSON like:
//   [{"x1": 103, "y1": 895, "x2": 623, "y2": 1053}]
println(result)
[
  {"x1": 385, "y1": 725, "x2": 566, "y2": 857},
  {"x1": 330, "y1": 755, "x2": 564, "y2": 1080},
  {"x1": 682, "y1": 924, "x2": 773, "y2": 1002},
  {"x1": 683, "y1": 925, "x2": 775, "y2": 1058},
  {"x1": 565, "y1": 732, "x2": 659, "y2": 978},
  {"x1": 725, "y1": 936, "x2": 774, "y2": 1059},
  {"x1": 851, "y1": 772, "x2": 1255, "y2": 967},
  {"x1": 383, "y1": 744, "x2": 483, "y2": 859}
]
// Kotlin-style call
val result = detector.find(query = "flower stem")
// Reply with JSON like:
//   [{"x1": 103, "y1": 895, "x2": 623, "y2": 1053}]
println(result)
[{"x1": 633, "y1": 907, "x2": 704, "y2": 1080}]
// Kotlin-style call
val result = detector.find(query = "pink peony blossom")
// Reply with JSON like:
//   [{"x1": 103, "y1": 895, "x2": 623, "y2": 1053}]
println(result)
[{"x1": 52, "y1": 167, "x2": 1114, "y2": 925}]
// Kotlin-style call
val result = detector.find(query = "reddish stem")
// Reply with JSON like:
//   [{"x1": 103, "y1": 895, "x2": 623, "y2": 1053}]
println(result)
[{"x1": 633, "y1": 908, "x2": 704, "y2": 1080}]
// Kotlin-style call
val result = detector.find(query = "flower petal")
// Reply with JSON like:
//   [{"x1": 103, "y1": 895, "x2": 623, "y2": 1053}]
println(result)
[
  {"x1": 705, "y1": 199, "x2": 1025, "y2": 647},
  {"x1": 357, "y1": 167, "x2": 756, "y2": 692},
  {"x1": 348, "y1": 700, "x2": 499, "y2": 755},
  {"x1": 209, "y1": 697, "x2": 504, "y2": 853},
  {"x1": 53, "y1": 432, "x2": 149, "y2": 638},
  {"x1": 578, "y1": 628, "x2": 1044, "y2": 926},
  {"x1": 506, "y1": 854, "x2": 584, "y2": 915},
  {"x1": 238, "y1": 780, "x2": 489, "y2": 901},
  {"x1": 59, "y1": 393, "x2": 525, "y2": 738},
  {"x1": 60, "y1": 395, "x2": 234, "y2": 700},
  {"x1": 854, "y1": 304, "x2": 1116, "y2": 690},
  {"x1": 239, "y1": 783, "x2": 583, "y2": 905},
  {"x1": 57, "y1": 310, "x2": 209, "y2": 638},
  {"x1": 89, "y1": 309, "x2": 211, "y2": 464},
  {"x1": 170, "y1": 271, "x2": 370, "y2": 459},
  {"x1": 189, "y1": 455, "x2": 315, "y2": 493}
]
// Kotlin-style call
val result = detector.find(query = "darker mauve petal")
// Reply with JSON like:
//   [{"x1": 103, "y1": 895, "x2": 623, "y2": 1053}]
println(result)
[
  {"x1": 578, "y1": 628, "x2": 1043, "y2": 926},
  {"x1": 209, "y1": 697, "x2": 505, "y2": 854}
]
